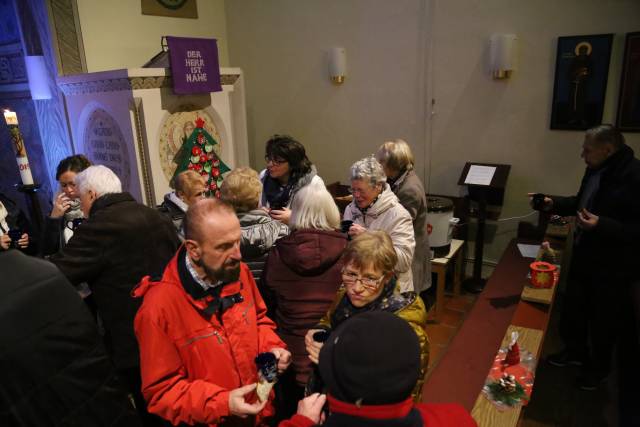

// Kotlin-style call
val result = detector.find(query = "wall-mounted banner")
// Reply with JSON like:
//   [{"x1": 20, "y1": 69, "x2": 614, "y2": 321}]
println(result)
[{"x1": 166, "y1": 36, "x2": 222, "y2": 94}]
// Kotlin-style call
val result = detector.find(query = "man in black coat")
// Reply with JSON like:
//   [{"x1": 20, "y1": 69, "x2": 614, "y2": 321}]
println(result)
[
  {"x1": 49, "y1": 165, "x2": 180, "y2": 423},
  {"x1": 531, "y1": 125, "x2": 640, "y2": 392},
  {"x1": 0, "y1": 249, "x2": 141, "y2": 426}
]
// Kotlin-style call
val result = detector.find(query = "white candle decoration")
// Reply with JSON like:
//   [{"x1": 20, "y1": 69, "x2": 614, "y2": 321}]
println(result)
[
  {"x1": 3, "y1": 110, "x2": 34, "y2": 185},
  {"x1": 3, "y1": 110, "x2": 18, "y2": 125}
]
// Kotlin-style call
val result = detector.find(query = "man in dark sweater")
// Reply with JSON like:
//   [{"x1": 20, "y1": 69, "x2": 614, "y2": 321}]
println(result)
[
  {"x1": 50, "y1": 165, "x2": 180, "y2": 424},
  {"x1": 0, "y1": 250, "x2": 141, "y2": 426},
  {"x1": 531, "y1": 125, "x2": 640, "y2": 394}
]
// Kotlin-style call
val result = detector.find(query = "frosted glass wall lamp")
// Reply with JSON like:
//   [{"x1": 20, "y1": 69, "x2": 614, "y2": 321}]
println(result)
[
  {"x1": 328, "y1": 47, "x2": 347, "y2": 84},
  {"x1": 490, "y1": 34, "x2": 518, "y2": 80}
]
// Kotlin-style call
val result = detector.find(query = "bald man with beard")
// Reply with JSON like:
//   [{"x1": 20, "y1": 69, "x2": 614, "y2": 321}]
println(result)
[{"x1": 134, "y1": 198, "x2": 290, "y2": 427}]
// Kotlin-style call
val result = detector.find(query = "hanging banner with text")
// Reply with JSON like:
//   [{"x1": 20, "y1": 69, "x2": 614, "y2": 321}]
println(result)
[{"x1": 166, "y1": 36, "x2": 222, "y2": 94}]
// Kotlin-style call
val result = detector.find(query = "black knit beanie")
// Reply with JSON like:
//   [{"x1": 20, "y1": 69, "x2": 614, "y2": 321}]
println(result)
[{"x1": 318, "y1": 311, "x2": 421, "y2": 405}]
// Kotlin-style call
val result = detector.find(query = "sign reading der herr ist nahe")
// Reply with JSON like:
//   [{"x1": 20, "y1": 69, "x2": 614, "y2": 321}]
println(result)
[{"x1": 166, "y1": 36, "x2": 222, "y2": 94}]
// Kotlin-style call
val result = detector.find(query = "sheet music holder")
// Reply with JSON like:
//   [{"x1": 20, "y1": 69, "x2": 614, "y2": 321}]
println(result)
[{"x1": 458, "y1": 162, "x2": 511, "y2": 293}]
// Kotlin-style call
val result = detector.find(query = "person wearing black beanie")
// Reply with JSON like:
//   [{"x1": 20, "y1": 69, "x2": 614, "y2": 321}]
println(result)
[
  {"x1": 320, "y1": 310, "x2": 421, "y2": 406},
  {"x1": 280, "y1": 311, "x2": 477, "y2": 427}
]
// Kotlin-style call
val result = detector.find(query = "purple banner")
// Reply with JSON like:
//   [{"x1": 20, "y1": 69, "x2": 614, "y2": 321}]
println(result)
[{"x1": 166, "y1": 36, "x2": 222, "y2": 94}]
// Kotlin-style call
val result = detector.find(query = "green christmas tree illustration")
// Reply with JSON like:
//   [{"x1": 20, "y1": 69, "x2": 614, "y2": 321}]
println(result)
[{"x1": 172, "y1": 117, "x2": 231, "y2": 198}]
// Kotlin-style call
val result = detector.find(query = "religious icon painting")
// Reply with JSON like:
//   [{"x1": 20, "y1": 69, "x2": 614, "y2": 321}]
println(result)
[
  {"x1": 550, "y1": 34, "x2": 613, "y2": 130},
  {"x1": 616, "y1": 32, "x2": 640, "y2": 132}
]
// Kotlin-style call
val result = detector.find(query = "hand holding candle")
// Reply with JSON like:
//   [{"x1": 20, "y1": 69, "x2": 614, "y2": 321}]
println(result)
[{"x1": 3, "y1": 109, "x2": 34, "y2": 186}]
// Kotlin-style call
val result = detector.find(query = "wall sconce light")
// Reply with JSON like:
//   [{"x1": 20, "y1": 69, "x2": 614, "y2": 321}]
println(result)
[
  {"x1": 490, "y1": 34, "x2": 518, "y2": 80},
  {"x1": 328, "y1": 47, "x2": 347, "y2": 84}
]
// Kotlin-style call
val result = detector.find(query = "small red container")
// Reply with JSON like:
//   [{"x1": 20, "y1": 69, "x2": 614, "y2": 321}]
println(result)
[{"x1": 529, "y1": 261, "x2": 556, "y2": 288}]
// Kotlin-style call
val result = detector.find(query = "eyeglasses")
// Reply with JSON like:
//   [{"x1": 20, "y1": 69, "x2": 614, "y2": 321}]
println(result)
[
  {"x1": 342, "y1": 270, "x2": 385, "y2": 292},
  {"x1": 265, "y1": 156, "x2": 286, "y2": 166},
  {"x1": 347, "y1": 187, "x2": 367, "y2": 195}
]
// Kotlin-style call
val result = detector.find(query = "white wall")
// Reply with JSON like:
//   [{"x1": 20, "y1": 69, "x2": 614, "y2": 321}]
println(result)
[
  {"x1": 76, "y1": 0, "x2": 229, "y2": 72},
  {"x1": 226, "y1": 0, "x2": 640, "y2": 266},
  {"x1": 225, "y1": 0, "x2": 429, "y2": 183},
  {"x1": 430, "y1": 0, "x2": 640, "y2": 263}
]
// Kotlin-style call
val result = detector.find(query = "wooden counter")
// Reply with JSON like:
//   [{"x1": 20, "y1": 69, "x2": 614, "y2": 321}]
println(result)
[{"x1": 422, "y1": 225, "x2": 570, "y2": 426}]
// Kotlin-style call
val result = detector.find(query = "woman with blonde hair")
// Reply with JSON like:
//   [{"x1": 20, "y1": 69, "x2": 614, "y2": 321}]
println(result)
[
  {"x1": 220, "y1": 167, "x2": 289, "y2": 283},
  {"x1": 305, "y1": 230, "x2": 429, "y2": 402},
  {"x1": 376, "y1": 139, "x2": 431, "y2": 293},
  {"x1": 264, "y1": 181, "x2": 348, "y2": 416},
  {"x1": 158, "y1": 170, "x2": 207, "y2": 240}
]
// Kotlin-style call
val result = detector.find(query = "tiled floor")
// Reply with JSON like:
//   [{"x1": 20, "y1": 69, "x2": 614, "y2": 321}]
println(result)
[{"x1": 425, "y1": 292, "x2": 477, "y2": 376}]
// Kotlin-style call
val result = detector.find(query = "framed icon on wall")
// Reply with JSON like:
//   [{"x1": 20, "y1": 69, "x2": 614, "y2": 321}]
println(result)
[
  {"x1": 616, "y1": 32, "x2": 640, "y2": 132},
  {"x1": 550, "y1": 34, "x2": 613, "y2": 131}
]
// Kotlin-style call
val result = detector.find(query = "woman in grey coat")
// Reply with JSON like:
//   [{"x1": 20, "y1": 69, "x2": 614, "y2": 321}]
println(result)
[
  {"x1": 376, "y1": 140, "x2": 431, "y2": 293},
  {"x1": 221, "y1": 167, "x2": 289, "y2": 283}
]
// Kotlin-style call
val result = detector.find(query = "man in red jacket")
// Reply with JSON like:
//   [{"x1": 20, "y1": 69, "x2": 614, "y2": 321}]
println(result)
[
  {"x1": 134, "y1": 198, "x2": 291, "y2": 426},
  {"x1": 280, "y1": 311, "x2": 476, "y2": 427}
]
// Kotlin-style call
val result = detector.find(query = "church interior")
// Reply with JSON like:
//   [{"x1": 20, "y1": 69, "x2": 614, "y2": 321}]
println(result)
[{"x1": 1, "y1": 1, "x2": 639, "y2": 426}]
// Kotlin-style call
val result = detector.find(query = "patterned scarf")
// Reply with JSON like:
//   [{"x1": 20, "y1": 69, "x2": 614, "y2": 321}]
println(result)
[{"x1": 330, "y1": 277, "x2": 416, "y2": 328}]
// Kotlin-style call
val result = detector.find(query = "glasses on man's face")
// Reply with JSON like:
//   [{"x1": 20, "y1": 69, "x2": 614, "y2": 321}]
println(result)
[
  {"x1": 265, "y1": 156, "x2": 286, "y2": 166},
  {"x1": 342, "y1": 270, "x2": 384, "y2": 292}
]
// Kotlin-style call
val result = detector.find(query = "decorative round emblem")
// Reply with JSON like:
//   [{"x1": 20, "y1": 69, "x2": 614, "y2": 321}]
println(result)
[
  {"x1": 155, "y1": 0, "x2": 188, "y2": 10},
  {"x1": 83, "y1": 108, "x2": 131, "y2": 190},
  {"x1": 158, "y1": 108, "x2": 222, "y2": 183}
]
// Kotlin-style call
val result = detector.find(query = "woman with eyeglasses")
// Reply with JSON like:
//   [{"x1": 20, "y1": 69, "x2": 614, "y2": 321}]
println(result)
[
  {"x1": 304, "y1": 231, "x2": 429, "y2": 401},
  {"x1": 343, "y1": 156, "x2": 416, "y2": 293},
  {"x1": 260, "y1": 134, "x2": 324, "y2": 225}
]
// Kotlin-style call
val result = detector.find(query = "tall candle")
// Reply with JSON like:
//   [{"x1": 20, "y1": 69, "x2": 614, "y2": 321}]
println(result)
[
  {"x1": 3, "y1": 110, "x2": 18, "y2": 125},
  {"x1": 3, "y1": 109, "x2": 34, "y2": 185}
]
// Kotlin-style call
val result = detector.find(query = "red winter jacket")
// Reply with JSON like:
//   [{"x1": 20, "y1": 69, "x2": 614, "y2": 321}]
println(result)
[
  {"x1": 133, "y1": 251, "x2": 285, "y2": 426},
  {"x1": 278, "y1": 395, "x2": 477, "y2": 427}
]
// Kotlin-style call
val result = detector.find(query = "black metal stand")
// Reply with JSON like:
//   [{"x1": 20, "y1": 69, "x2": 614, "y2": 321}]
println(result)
[
  {"x1": 457, "y1": 163, "x2": 511, "y2": 294},
  {"x1": 463, "y1": 190, "x2": 488, "y2": 294},
  {"x1": 17, "y1": 183, "x2": 44, "y2": 237}
]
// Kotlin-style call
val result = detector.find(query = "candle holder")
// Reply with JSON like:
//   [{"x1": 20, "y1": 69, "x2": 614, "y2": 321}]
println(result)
[{"x1": 16, "y1": 184, "x2": 44, "y2": 237}]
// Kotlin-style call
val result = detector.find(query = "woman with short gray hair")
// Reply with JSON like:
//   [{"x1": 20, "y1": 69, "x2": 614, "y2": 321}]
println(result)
[
  {"x1": 343, "y1": 155, "x2": 416, "y2": 293},
  {"x1": 349, "y1": 156, "x2": 387, "y2": 187},
  {"x1": 376, "y1": 140, "x2": 431, "y2": 294}
]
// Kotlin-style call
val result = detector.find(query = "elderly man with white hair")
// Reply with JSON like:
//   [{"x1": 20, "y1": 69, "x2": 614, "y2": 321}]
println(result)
[{"x1": 50, "y1": 165, "x2": 180, "y2": 424}]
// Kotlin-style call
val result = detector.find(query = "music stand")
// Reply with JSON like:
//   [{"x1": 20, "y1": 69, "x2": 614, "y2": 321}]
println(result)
[{"x1": 458, "y1": 162, "x2": 511, "y2": 293}]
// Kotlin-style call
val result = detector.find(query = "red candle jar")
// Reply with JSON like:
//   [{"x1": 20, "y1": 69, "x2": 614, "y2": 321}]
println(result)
[{"x1": 529, "y1": 261, "x2": 556, "y2": 288}]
